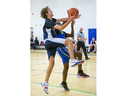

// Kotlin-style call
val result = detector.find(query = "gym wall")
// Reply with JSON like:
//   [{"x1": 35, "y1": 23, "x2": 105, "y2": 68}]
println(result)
[{"x1": 30, "y1": 0, "x2": 96, "y2": 46}]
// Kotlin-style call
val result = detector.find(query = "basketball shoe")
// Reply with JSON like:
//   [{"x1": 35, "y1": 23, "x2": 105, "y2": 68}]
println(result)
[
  {"x1": 77, "y1": 70, "x2": 90, "y2": 78},
  {"x1": 41, "y1": 81, "x2": 48, "y2": 94},
  {"x1": 71, "y1": 59, "x2": 84, "y2": 67},
  {"x1": 60, "y1": 82, "x2": 70, "y2": 91},
  {"x1": 93, "y1": 49, "x2": 96, "y2": 53}
]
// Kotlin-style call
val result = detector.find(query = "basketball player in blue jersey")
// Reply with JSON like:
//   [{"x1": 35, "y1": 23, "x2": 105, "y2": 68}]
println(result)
[
  {"x1": 40, "y1": 6, "x2": 82, "y2": 94},
  {"x1": 56, "y1": 21, "x2": 90, "y2": 91}
]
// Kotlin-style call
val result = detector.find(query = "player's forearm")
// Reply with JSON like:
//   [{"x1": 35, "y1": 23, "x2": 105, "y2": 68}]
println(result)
[
  {"x1": 61, "y1": 17, "x2": 69, "y2": 21},
  {"x1": 56, "y1": 17, "x2": 69, "y2": 22},
  {"x1": 71, "y1": 25, "x2": 74, "y2": 37},
  {"x1": 59, "y1": 19, "x2": 72, "y2": 30}
]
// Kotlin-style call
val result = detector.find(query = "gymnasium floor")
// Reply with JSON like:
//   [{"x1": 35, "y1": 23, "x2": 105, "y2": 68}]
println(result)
[{"x1": 30, "y1": 49, "x2": 96, "y2": 96}]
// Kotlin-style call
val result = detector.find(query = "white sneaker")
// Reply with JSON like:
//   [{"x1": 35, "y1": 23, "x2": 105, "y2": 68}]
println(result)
[
  {"x1": 71, "y1": 59, "x2": 84, "y2": 67},
  {"x1": 41, "y1": 81, "x2": 48, "y2": 94},
  {"x1": 93, "y1": 49, "x2": 96, "y2": 53}
]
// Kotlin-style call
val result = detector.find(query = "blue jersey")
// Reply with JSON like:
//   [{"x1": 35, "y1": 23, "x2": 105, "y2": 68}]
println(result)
[
  {"x1": 56, "y1": 31, "x2": 67, "y2": 48},
  {"x1": 57, "y1": 31, "x2": 75, "y2": 64},
  {"x1": 56, "y1": 31, "x2": 66, "y2": 39}
]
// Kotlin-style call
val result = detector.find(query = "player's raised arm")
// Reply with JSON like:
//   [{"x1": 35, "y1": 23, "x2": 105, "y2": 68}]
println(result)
[
  {"x1": 56, "y1": 17, "x2": 69, "y2": 22},
  {"x1": 54, "y1": 13, "x2": 78, "y2": 31},
  {"x1": 66, "y1": 20, "x2": 75, "y2": 37}
]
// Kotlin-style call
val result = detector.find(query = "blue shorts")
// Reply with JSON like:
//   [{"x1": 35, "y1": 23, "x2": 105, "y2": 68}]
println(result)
[
  {"x1": 45, "y1": 40, "x2": 64, "y2": 59},
  {"x1": 57, "y1": 46, "x2": 75, "y2": 64}
]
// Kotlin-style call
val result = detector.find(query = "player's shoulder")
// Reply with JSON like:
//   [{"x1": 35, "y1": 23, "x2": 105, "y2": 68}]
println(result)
[
  {"x1": 45, "y1": 18, "x2": 56, "y2": 23},
  {"x1": 44, "y1": 18, "x2": 56, "y2": 27},
  {"x1": 45, "y1": 18, "x2": 52, "y2": 23},
  {"x1": 44, "y1": 19, "x2": 51, "y2": 25},
  {"x1": 52, "y1": 18, "x2": 57, "y2": 22}
]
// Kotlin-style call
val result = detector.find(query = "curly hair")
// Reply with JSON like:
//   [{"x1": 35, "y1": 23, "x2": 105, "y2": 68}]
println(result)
[{"x1": 40, "y1": 6, "x2": 49, "y2": 19}]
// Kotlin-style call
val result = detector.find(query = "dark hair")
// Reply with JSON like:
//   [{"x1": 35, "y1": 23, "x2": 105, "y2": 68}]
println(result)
[{"x1": 40, "y1": 6, "x2": 49, "y2": 19}]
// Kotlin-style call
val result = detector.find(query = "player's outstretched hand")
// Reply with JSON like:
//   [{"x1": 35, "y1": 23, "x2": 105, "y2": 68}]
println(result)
[
  {"x1": 75, "y1": 14, "x2": 81, "y2": 19},
  {"x1": 69, "y1": 13, "x2": 81, "y2": 20},
  {"x1": 68, "y1": 13, "x2": 77, "y2": 20},
  {"x1": 67, "y1": 9, "x2": 81, "y2": 19}
]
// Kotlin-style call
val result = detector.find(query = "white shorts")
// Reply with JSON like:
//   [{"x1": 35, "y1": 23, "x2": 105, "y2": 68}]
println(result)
[{"x1": 44, "y1": 38, "x2": 65, "y2": 44}]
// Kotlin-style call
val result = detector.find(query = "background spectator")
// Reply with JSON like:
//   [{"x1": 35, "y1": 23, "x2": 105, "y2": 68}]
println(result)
[
  {"x1": 33, "y1": 37, "x2": 39, "y2": 49},
  {"x1": 88, "y1": 37, "x2": 97, "y2": 53}
]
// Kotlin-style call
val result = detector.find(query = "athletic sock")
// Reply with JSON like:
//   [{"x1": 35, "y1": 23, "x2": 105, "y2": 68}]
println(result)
[
  {"x1": 62, "y1": 81, "x2": 66, "y2": 85},
  {"x1": 71, "y1": 59, "x2": 75, "y2": 62},
  {"x1": 78, "y1": 70, "x2": 83, "y2": 73}
]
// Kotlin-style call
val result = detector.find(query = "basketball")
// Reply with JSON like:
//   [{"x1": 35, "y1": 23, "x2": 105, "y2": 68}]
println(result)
[{"x1": 68, "y1": 8, "x2": 79, "y2": 17}]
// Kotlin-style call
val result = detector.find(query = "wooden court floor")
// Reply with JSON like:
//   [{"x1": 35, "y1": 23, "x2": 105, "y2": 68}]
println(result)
[{"x1": 30, "y1": 49, "x2": 96, "y2": 96}]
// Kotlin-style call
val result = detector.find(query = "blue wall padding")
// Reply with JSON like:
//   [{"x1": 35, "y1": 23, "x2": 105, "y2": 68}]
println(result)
[{"x1": 88, "y1": 28, "x2": 97, "y2": 44}]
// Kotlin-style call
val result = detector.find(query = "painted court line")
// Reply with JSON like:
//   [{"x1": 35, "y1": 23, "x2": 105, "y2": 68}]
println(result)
[
  {"x1": 31, "y1": 81, "x2": 97, "y2": 96},
  {"x1": 31, "y1": 69, "x2": 96, "y2": 78},
  {"x1": 83, "y1": 68, "x2": 96, "y2": 70},
  {"x1": 31, "y1": 62, "x2": 96, "y2": 68},
  {"x1": 31, "y1": 68, "x2": 63, "y2": 77}
]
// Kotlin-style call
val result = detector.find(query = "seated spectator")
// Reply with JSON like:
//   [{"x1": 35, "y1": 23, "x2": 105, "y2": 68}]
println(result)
[
  {"x1": 88, "y1": 37, "x2": 97, "y2": 53},
  {"x1": 30, "y1": 37, "x2": 33, "y2": 42},
  {"x1": 30, "y1": 37, "x2": 34, "y2": 49},
  {"x1": 33, "y1": 37, "x2": 39, "y2": 49}
]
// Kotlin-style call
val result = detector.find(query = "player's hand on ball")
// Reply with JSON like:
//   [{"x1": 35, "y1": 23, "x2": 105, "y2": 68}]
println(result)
[{"x1": 75, "y1": 14, "x2": 81, "y2": 19}]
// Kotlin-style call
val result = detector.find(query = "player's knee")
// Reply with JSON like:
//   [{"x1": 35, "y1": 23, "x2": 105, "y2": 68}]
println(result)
[
  {"x1": 66, "y1": 39, "x2": 72, "y2": 43},
  {"x1": 68, "y1": 39, "x2": 72, "y2": 44},
  {"x1": 64, "y1": 66, "x2": 69, "y2": 71},
  {"x1": 64, "y1": 63, "x2": 69, "y2": 70},
  {"x1": 64, "y1": 39, "x2": 72, "y2": 45}
]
